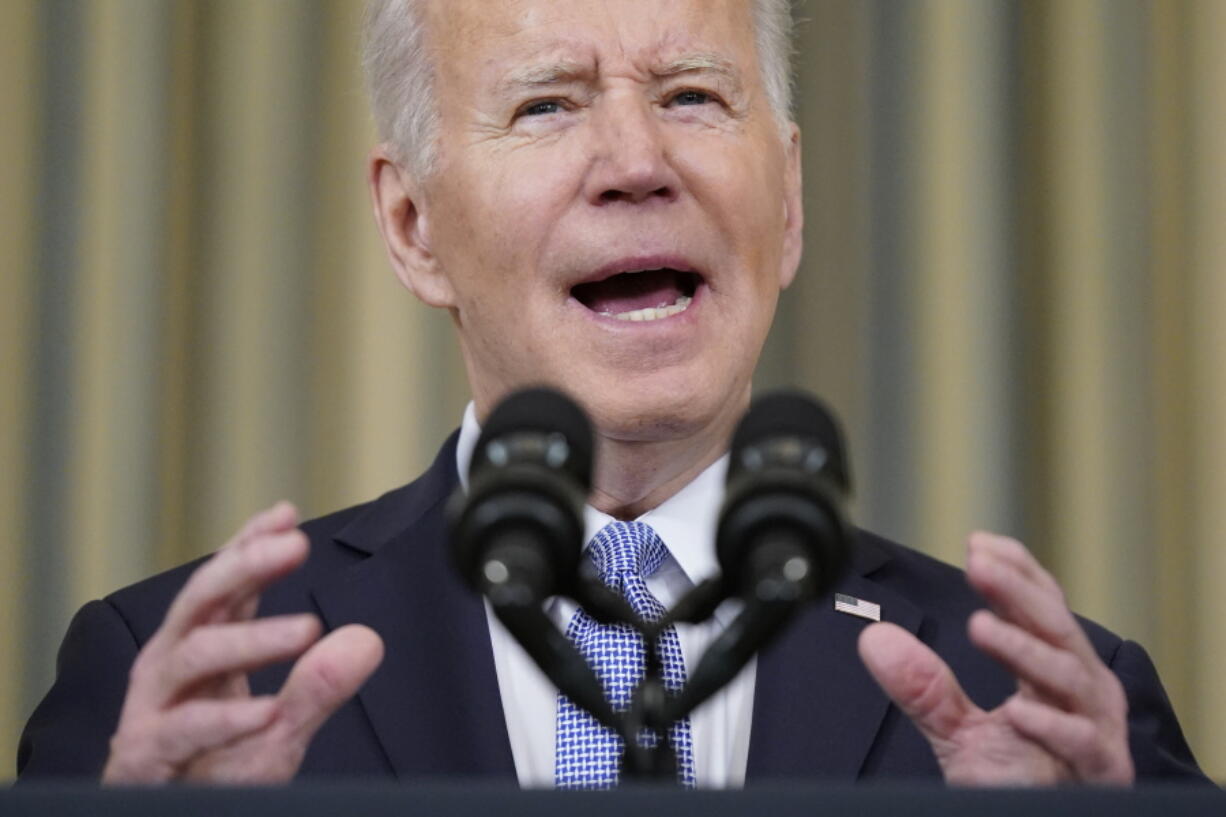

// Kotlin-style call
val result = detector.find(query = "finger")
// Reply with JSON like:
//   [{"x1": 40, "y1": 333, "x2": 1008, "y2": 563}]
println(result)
[
  {"x1": 203, "y1": 588, "x2": 261, "y2": 628},
  {"x1": 155, "y1": 615, "x2": 321, "y2": 706},
  {"x1": 229, "y1": 595, "x2": 260, "y2": 623},
  {"x1": 858, "y1": 622, "x2": 981, "y2": 745},
  {"x1": 1002, "y1": 695, "x2": 1134, "y2": 784},
  {"x1": 202, "y1": 502, "x2": 299, "y2": 626},
  {"x1": 968, "y1": 532, "x2": 1062, "y2": 596},
  {"x1": 229, "y1": 501, "x2": 299, "y2": 550},
  {"x1": 159, "y1": 529, "x2": 308, "y2": 641},
  {"x1": 103, "y1": 697, "x2": 278, "y2": 784},
  {"x1": 276, "y1": 625, "x2": 384, "y2": 741},
  {"x1": 967, "y1": 610, "x2": 1097, "y2": 711},
  {"x1": 966, "y1": 538, "x2": 1097, "y2": 663}
]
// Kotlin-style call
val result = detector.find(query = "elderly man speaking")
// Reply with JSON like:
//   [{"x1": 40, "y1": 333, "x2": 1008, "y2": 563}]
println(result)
[{"x1": 17, "y1": 0, "x2": 1205, "y2": 787}]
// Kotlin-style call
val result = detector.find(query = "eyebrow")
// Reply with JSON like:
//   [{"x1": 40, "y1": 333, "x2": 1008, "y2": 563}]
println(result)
[
  {"x1": 498, "y1": 60, "x2": 591, "y2": 94},
  {"x1": 652, "y1": 53, "x2": 741, "y2": 81},
  {"x1": 496, "y1": 52, "x2": 743, "y2": 96}
]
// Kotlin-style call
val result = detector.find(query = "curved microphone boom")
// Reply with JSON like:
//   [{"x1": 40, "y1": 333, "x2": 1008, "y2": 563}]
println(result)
[{"x1": 665, "y1": 389, "x2": 854, "y2": 722}]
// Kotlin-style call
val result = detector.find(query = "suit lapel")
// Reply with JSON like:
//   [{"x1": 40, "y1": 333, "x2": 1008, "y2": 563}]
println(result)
[
  {"x1": 746, "y1": 533, "x2": 923, "y2": 781},
  {"x1": 310, "y1": 433, "x2": 516, "y2": 779}
]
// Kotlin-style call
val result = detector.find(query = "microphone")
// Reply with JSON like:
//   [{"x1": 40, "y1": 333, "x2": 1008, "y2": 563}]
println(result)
[
  {"x1": 449, "y1": 386, "x2": 593, "y2": 606},
  {"x1": 716, "y1": 389, "x2": 852, "y2": 606},
  {"x1": 664, "y1": 390, "x2": 853, "y2": 722},
  {"x1": 447, "y1": 386, "x2": 620, "y2": 730}
]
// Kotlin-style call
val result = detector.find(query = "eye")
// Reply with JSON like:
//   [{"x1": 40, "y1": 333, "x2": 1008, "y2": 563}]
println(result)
[
  {"x1": 518, "y1": 99, "x2": 564, "y2": 118},
  {"x1": 669, "y1": 89, "x2": 715, "y2": 107}
]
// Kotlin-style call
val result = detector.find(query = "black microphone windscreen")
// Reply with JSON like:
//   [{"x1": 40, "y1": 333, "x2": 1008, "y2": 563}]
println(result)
[
  {"x1": 472, "y1": 386, "x2": 594, "y2": 490},
  {"x1": 729, "y1": 390, "x2": 850, "y2": 493}
]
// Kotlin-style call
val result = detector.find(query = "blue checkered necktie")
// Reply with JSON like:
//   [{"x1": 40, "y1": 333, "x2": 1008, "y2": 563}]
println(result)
[{"x1": 554, "y1": 520, "x2": 696, "y2": 789}]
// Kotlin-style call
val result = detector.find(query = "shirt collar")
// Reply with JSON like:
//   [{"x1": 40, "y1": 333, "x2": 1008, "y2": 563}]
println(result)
[
  {"x1": 456, "y1": 401, "x2": 482, "y2": 493},
  {"x1": 456, "y1": 400, "x2": 727, "y2": 584}
]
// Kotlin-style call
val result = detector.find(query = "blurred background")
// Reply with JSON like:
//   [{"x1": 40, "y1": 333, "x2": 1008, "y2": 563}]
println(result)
[{"x1": 1, "y1": 0, "x2": 1224, "y2": 783}]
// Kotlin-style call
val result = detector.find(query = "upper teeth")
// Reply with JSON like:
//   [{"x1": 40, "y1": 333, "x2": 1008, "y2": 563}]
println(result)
[{"x1": 603, "y1": 295, "x2": 693, "y2": 322}]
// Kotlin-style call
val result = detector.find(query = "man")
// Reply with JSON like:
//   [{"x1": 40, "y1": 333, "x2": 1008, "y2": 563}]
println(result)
[{"x1": 17, "y1": 0, "x2": 1205, "y2": 786}]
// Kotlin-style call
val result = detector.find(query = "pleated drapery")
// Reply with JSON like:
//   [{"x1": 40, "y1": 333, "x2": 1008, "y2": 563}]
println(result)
[{"x1": 2, "y1": 0, "x2": 1224, "y2": 781}]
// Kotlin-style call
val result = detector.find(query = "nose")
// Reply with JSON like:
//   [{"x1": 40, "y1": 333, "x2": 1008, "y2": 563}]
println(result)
[{"x1": 584, "y1": 95, "x2": 679, "y2": 205}]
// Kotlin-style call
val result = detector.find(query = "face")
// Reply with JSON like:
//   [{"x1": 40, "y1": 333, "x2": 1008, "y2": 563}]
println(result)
[{"x1": 379, "y1": 0, "x2": 802, "y2": 443}]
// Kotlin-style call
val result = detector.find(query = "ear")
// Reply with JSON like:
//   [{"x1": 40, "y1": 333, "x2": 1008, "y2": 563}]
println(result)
[
  {"x1": 368, "y1": 144, "x2": 457, "y2": 308},
  {"x1": 778, "y1": 122, "x2": 803, "y2": 290}
]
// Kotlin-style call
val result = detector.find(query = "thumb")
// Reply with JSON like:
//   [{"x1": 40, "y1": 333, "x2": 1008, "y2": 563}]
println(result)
[
  {"x1": 277, "y1": 624, "x2": 384, "y2": 741},
  {"x1": 857, "y1": 621, "x2": 979, "y2": 744}
]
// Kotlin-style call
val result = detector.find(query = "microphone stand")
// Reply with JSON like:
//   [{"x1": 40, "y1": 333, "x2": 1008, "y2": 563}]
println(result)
[
  {"x1": 572, "y1": 579, "x2": 679, "y2": 783},
  {"x1": 487, "y1": 535, "x2": 828, "y2": 787},
  {"x1": 488, "y1": 573, "x2": 683, "y2": 783},
  {"x1": 488, "y1": 600, "x2": 622, "y2": 734},
  {"x1": 653, "y1": 532, "x2": 822, "y2": 732},
  {"x1": 569, "y1": 554, "x2": 817, "y2": 784}
]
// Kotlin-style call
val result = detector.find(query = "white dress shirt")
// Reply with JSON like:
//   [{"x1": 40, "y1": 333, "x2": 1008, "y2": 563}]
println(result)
[{"x1": 456, "y1": 402, "x2": 756, "y2": 788}]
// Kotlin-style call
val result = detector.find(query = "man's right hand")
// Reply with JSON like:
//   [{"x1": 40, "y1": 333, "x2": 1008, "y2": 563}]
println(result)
[{"x1": 101, "y1": 502, "x2": 384, "y2": 783}]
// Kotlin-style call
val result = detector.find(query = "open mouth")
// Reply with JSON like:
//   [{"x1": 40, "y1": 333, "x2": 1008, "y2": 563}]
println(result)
[{"x1": 571, "y1": 268, "x2": 702, "y2": 322}]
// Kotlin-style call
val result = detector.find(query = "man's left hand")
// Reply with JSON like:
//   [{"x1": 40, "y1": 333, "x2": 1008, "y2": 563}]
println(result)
[{"x1": 857, "y1": 531, "x2": 1135, "y2": 785}]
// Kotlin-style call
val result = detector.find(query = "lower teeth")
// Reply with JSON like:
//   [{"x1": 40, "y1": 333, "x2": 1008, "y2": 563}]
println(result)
[{"x1": 605, "y1": 295, "x2": 693, "y2": 322}]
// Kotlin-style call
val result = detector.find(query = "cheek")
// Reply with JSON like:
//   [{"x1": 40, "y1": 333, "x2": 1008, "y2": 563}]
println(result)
[
  {"x1": 675, "y1": 138, "x2": 787, "y2": 258},
  {"x1": 429, "y1": 178, "x2": 546, "y2": 306},
  {"x1": 443, "y1": 149, "x2": 582, "y2": 280},
  {"x1": 474, "y1": 135, "x2": 586, "y2": 217}
]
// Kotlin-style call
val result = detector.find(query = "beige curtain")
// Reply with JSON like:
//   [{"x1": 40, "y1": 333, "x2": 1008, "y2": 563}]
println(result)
[{"x1": 1, "y1": 0, "x2": 1223, "y2": 782}]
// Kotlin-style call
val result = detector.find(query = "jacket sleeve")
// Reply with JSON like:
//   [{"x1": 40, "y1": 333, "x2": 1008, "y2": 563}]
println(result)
[
  {"x1": 1112, "y1": 638, "x2": 1213, "y2": 783},
  {"x1": 16, "y1": 599, "x2": 140, "y2": 780}
]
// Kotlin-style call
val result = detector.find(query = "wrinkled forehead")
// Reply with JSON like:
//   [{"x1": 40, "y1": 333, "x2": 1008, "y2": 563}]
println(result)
[{"x1": 422, "y1": 0, "x2": 760, "y2": 90}]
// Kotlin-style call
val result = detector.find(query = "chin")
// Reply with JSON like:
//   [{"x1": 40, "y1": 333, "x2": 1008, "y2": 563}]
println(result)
[{"x1": 577, "y1": 372, "x2": 745, "y2": 445}]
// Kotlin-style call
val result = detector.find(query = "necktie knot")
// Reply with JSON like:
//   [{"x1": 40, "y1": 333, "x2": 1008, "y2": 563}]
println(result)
[{"x1": 586, "y1": 520, "x2": 668, "y2": 591}]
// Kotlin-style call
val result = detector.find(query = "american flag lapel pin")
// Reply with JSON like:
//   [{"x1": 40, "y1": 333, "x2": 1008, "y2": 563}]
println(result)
[{"x1": 834, "y1": 593, "x2": 881, "y2": 622}]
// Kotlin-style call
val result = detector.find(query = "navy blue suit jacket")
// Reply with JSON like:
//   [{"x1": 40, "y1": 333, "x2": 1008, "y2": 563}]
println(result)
[{"x1": 17, "y1": 433, "x2": 1207, "y2": 782}]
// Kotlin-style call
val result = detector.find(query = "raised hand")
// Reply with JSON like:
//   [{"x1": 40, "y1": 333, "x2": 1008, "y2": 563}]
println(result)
[
  {"x1": 102, "y1": 502, "x2": 384, "y2": 783},
  {"x1": 857, "y1": 531, "x2": 1134, "y2": 785}
]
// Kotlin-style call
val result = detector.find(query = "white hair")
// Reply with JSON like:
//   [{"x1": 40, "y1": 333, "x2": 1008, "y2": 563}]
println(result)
[{"x1": 362, "y1": 0, "x2": 796, "y2": 178}]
